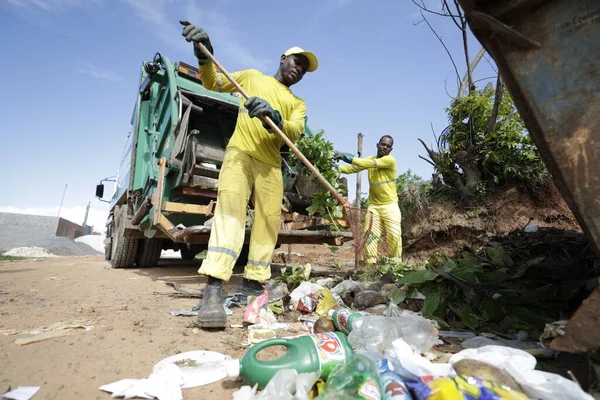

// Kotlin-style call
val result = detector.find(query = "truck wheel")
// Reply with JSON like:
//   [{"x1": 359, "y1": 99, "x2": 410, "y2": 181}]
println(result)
[
  {"x1": 104, "y1": 242, "x2": 112, "y2": 261},
  {"x1": 180, "y1": 248, "x2": 197, "y2": 260},
  {"x1": 110, "y1": 205, "x2": 138, "y2": 269},
  {"x1": 104, "y1": 225, "x2": 113, "y2": 261},
  {"x1": 135, "y1": 239, "x2": 163, "y2": 268}
]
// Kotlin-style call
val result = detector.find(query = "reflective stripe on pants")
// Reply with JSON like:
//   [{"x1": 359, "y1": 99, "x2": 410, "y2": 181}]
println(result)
[
  {"x1": 198, "y1": 147, "x2": 283, "y2": 282},
  {"x1": 363, "y1": 202, "x2": 402, "y2": 264}
]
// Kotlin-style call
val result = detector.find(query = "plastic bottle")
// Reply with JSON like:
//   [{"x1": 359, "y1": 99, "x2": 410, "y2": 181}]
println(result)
[
  {"x1": 376, "y1": 359, "x2": 413, "y2": 400},
  {"x1": 328, "y1": 307, "x2": 368, "y2": 334},
  {"x1": 232, "y1": 331, "x2": 353, "y2": 389},
  {"x1": 348, "y1": 313, "x2": 439, "y2": 356},
  {"x1": 316, "y1": 353, "x2": 383, "y2": 400}
]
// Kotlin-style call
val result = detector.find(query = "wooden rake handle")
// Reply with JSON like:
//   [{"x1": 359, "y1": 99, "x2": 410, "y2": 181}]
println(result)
[{"x1": 192, "y1": 40, "x2": 349, "y2": 208}]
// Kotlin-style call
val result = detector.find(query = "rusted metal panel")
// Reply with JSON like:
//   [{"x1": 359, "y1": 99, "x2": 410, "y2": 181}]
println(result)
[
  {"x1": 460, "y1": 0, "x2": 600, "y2": 255},
  {"x1": 544, "y1": 283, "x2": 600, "y2": 353}
]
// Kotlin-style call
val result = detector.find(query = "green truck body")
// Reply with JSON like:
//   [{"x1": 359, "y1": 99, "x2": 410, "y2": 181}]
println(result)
[{"x1": 96, "y1": 53, "x2": 350, "y2": 268}]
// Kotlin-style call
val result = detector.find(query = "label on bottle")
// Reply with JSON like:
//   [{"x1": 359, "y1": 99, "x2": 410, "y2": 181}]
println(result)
[
  {"x1": 358, "y1": 379, "x2": 382, "y2": 400},
  {"x1": 335, "y1": 308, "x2": 352, "y2": 334},
  {"x1": 310, "y1": 332, "x2": 347, "y2": 375}
]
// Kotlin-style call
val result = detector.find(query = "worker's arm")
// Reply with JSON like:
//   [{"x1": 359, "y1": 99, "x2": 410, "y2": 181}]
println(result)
[
  {"x1": 351, "y1": 155, "x2": 395, "y2": 170},
  {"x1": 180, "y1": 21, "x2": 249, "y2": 93},
  {"x1": 280, "y1": 99, "x2": 306, "y2": 142},
  {"x1": 244, "y1": 96, "x2": 305, "y2": 140},
  {"x1": 198, "y1": 64, "x2": 249, "y2": 93},
  {"x1": 339, "y1": 164, "x2": 366, "y2": 174}
]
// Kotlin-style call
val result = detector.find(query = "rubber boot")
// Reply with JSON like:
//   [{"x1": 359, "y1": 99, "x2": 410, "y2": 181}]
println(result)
[
  {"x1": 196, "y1": 276, "x2": 227, "y2": 329},
  {"x1": 237, "y1": 277, "x2": 266, "y2": 298}
]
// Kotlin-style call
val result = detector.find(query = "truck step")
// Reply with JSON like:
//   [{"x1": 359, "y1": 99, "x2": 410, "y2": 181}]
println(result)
[
  {"x1": 195, "y1": 144, "x2": 224, "y2": 166},
  {"x1": 192, "y1": 163, "x2": 220, "y2": 179},
  {"x1": 190, "y1": 175, "x2": 219, "y2": 190}
]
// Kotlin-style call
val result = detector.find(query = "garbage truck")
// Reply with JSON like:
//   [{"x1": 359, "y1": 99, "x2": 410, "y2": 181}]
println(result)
[
  {"x1": 95, "y1": 53, "x2": 351, "y2": 268},
  {"x1": 458, "y1": 0, "x2": 600, "y2": 353}
]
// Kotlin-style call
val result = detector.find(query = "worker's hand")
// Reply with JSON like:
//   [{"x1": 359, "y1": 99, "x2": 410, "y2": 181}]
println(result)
[
  {"x1": 179, "y1": 20, "x2": 214, "y2": 65},
  {"x1": 333, "y1": 151, "x2": 355, "y2": 164},
  {"x1": 244, "y1": 96, "x2": 284, "y2": 133}
]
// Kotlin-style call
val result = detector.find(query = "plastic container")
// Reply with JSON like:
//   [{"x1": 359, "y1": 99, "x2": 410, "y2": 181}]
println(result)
[
  {"x1": 348, "y1": 314, "x2": 439, "y2": 356},
  {"x1": 376, "y1": 359, "x2": 413, "y2": 400},
  {"x1": 328, "y1": 307, "x2": 368, "y2": 334},
  {"x1": 237, "y1": 331, "x2": 353, "y2": 389},
  {"x1": 316, "y1": 354, "x2": 383, "y2": 400}
]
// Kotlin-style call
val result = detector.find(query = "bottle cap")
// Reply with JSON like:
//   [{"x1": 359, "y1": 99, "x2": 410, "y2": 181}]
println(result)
[{"x1": 225, "y1": 359, "x2": 240, "y2": 378}]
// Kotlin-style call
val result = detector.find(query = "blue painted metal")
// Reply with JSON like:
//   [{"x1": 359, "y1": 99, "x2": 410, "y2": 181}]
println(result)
[{"x1": 460, "y1": 0, "x2": 600, "y2": 254}]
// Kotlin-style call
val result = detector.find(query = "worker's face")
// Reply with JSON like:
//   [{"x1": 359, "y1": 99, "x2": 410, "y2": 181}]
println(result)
[
  {"x1": 279, "y1": 54, "x2": 309, "y2": 87},
  {"x1": 377, "y1": 137, "x2": 393, "y2": 158}
]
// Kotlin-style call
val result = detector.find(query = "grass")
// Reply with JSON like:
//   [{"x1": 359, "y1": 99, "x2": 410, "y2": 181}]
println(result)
[{"x1": 0, "y1": 251, "x2": 26, "y2": 261}]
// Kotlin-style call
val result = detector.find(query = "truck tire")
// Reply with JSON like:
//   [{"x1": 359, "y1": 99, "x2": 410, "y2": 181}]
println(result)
[
  {"x1": 110, "y1": 205, "x2": 138, "y2": 269},
  {"x1": 135, "y1": 238, "x2": 163, "y2": 268},
  {"x1": 180, "y1": 248, "x2": 197, "y2": 260}
]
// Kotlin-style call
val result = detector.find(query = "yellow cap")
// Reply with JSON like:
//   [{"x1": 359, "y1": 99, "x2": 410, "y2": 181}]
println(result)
[{"x1": 283, "y1": 47, "x2": 318, "y2": 72}]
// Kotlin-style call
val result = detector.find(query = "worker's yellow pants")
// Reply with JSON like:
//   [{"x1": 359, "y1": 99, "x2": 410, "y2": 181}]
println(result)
[
  {"x1": 199, "y1": 147, "x2": 282, "y2": 282},
  {"x1": 363, "y1": 202, "x2": 402, "y2": 264}
]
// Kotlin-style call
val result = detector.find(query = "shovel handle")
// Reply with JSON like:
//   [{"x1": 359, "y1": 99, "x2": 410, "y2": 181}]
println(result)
[{"x1": 192, "y1": 41, "x2": 348, "y2": 207}]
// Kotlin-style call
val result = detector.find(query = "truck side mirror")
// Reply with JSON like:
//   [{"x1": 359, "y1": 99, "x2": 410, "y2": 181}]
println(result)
[{"x1": 95, "y1": 184, "x2": 105, "y2": 199}]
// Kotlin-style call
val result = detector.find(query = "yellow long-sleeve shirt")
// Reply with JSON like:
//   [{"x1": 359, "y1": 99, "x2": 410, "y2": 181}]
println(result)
[
  {"x1": 199, "y1": 64, "x2": 306, "y2": 167},
  {"x1": 340, "y1": 155, "x2": 398, "y2": 206}
]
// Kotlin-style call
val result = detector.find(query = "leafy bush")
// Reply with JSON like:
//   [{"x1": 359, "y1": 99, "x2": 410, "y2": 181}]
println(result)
[
  {"x1": 421, "y1": 83, "x2": 548, "y2": 203},
  {"x1": 396, "y1": 169, "x2": 432, "y2": 218},
  {"x1": 288, "y1": 130, "x2": 348, "y2": 220}
]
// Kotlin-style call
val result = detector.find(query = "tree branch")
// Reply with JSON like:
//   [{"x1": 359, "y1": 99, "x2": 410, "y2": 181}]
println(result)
[
  {"x1": 411, "y1": 0, "x2": 461, "y2": 17},
  {"x1": 446, "y1": 0, "x2": 465, "y2": 30},
  {"x1": 473, "y1": 76, "x2": 497, "y2": 85},
  {"x1": 419, "y1": 154, "x2": 437, "y2": 167},
  {"x1": 484, "y1": 55, "x2": 498, "y2": 74},
  {"x1": 418, "y1": 10, "x2": 461, "y2": 90},
  {"x1": 458, "y1": 47, "x2": 486, "y2": 97},
  {"x1": 486, "y1": 76, "x2": 504, "y2": 134},
  {"x1": 455, "y1": 2, "x2": 474, "y2": 95}
]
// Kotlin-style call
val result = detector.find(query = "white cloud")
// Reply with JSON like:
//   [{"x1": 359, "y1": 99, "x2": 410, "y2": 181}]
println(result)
[
  {"x1": 0, "y1": 206, "x2": 109, "y2": 234},
  {"x1": 78, "y1": 60, "x2": 124, "y2": 82},
  {"x1": 122, "y1": 0, "x2": 271, "y2": 70},
  {"x1": 6, "y1": 0, "x2": 102, "y2": 12}
]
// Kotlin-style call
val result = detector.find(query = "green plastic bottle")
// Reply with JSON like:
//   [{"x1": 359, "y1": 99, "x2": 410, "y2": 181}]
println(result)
[
  {"x1": 328, "y1": 307, "x2": 367, "y2": 335},
  {"x1": 237, "y1": 331, "x2": 353, "y2": 388}
]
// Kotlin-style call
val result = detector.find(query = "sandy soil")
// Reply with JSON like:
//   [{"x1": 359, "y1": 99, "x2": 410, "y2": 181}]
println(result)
[{"x1": 0, "y1": 254, "x2": 315, "y2": 399}]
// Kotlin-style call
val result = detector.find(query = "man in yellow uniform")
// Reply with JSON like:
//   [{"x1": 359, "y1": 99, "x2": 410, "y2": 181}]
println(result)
[
  {"x1": 335, "y1": 135, "x2": 402, "y2": 265},
  {"x1": 180, "y1": 21, "x2": 318, "y2": 329}
]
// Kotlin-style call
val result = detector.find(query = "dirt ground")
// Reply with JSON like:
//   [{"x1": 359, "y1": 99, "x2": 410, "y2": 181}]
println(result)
[{"x1": 0, "y1": 253, "x2": 314, "y2": 399}]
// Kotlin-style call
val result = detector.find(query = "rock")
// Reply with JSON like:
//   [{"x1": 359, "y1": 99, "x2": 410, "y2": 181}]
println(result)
[
  {"x1": 313, "y1": 317, "x2": 335, "y2": 333},
  {"x1": 353, "y1": 290, "x2": 387, "y2": 310},
  {"x1": 379, "y1": 283, "x2": 398, "y2": 299}
]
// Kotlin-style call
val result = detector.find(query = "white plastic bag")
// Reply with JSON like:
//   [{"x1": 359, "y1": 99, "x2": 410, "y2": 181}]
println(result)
[
  {"x1": 289, "y1": 282, "x2": 323, "y2": 309},
  {"x1": 385, "y1": 338, "x2": 455, "y2": 381},
  {"x1": 450, "y1": 345, "x2": 593, "y2": 400},
  {"x1": 231, "y1": 369, "x2": 318, "y2": 400}
]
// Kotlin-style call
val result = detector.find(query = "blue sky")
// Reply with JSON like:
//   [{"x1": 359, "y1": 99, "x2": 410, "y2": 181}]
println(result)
[{"x1": 0, "y1": 0, "x2": 496, "y2": 231}]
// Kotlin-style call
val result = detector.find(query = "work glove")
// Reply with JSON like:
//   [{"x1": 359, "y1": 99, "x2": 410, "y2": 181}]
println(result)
[
  {"x1": 244, "y1": 96, "x2": 284, "y2": 133},
  {"x1": 333, "y1": 151, "x2": 355, "y2": 164},
  {"x1": 180, "y1": 20, "x2": 214, "y2": 65}
]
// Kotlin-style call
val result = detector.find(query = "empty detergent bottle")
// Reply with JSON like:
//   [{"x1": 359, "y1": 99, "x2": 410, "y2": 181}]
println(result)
[
  {"x1": 235, "y1": 331, "x2": 354, "y2": 388},
  {"x1": 328, "y1": 307, "x2": 368, "y2": 335}
]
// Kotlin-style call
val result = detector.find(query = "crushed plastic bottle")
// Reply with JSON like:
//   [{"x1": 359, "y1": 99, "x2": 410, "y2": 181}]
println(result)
[
  {"x1": 316, "y1": 354, "x2": 383, "y2": 400},
  {"x1": 376, "y1": 359, "x2": 413, "y2": 400},
  {"x1": 348, "y1": 313, "x2": 439, "y2": 357}
]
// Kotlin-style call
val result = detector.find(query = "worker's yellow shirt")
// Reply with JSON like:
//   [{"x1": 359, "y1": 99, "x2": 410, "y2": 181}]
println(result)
[
  {"x1": 199, "y1": 64, "x2": 306, "y2": 167},
  {"x1": 340, "y1": 155, "x2": 398, "y2": 206}
]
